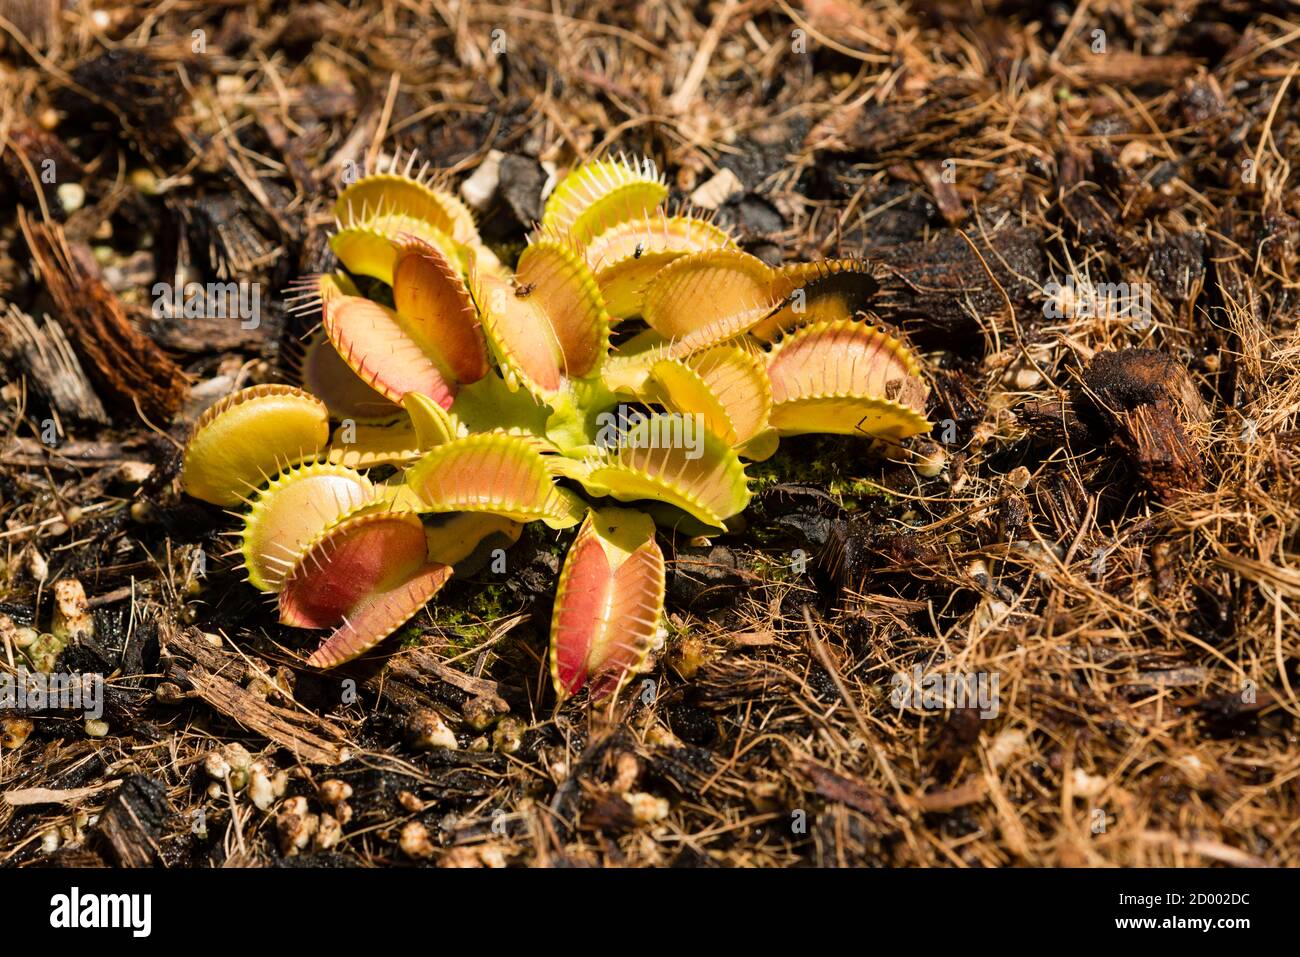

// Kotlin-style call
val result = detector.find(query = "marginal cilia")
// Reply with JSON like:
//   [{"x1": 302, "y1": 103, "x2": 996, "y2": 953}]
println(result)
[{"x1": 180, "y1": 150, "x2": 932, "y2": 705}]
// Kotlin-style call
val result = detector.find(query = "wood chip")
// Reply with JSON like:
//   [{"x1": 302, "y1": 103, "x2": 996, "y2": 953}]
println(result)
[
  {"x1": 20, "y1": 210, "x2": 188, "y2": 424},
  {"x1": 4, "y1": 781, "x2": 122, "y2": 806},
  {"x1": 0, "y1": 302, "x2": 108, "y2": 423},
  {"x1": 796, "y1": 760, "x2": 893, "y2": 820},
  {"x1": 162, "y1": 627, "x2": 350, "y2": 765},
  {"x1": 92, "y1": 775, "x2": 171, "y2": 868}
]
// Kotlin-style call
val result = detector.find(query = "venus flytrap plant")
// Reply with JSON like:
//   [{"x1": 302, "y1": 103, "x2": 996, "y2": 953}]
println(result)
[{"x1": 179, "y1": 152, "x2": 933, "y2": 705}]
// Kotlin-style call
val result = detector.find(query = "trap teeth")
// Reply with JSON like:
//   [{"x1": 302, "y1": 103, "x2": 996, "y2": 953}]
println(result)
[
  {"x1": 474, "y1": 238, "x2": 609, "y2": 399},
  {"x1": 298, "y1": 328, "x2": 402, "y2": 421},
  {"x1": 750, "y1": 258, "x2": 880, "y2": 342},
  {"x1": 581, "y1": 212, "x2": 734, "y2": 318},
  {"x1": 278, "y1": 510, "x2": 453, "y2": 668},
  {"x1": 765, "y1": 319, "x2": 930, "y2": 438},
  {"x1": 239, "y1": 462, "x2": 375, "y2": 592},
  {"x1": 321, "y1": 242, "x2": 490, "y2": 409},
  {"x1": 181, "y1": 385, "x2": 331, "y2": 507},
  {"x1": 542, "y1": 155, "x2": 669, "y2": 243},
  {"x1": 405, "y1": 433, "x2": 585, "y2": 529},
  {"x1": 649, "y1": 344, "x2": 772, "y2": 448},
  {"x1": 550, "y1": 506, "x2": 665, "y2": 703},
  {"x1": 579, "y1": 414, "x2": 751, "y2": 530},
  {"x1": 333, "y1": 161, "x2": 479, "y2": 249},
  {"x1": 642, "y1": 249, "x2": 778, "y2": 339}
]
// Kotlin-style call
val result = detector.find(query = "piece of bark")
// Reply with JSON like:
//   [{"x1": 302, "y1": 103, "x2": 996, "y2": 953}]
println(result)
[
  {"x1": 0, "y1": 302, "x2": 109, "y2": 424},
  {"x1": 360, "y1": 646, "x2": 507, "y2": 720},
  {"x1": 1057, "y1": 148, "x2": 1118, "y2": 246},
  {"x1": 1059, "y1": 51, "x2": 1199, "y2": 87},
  {"x1": 1039, "y1": 470, "x2": 1091, "y2": 543},
  {"x1": 20, "y1": 211, "x2": 188, "y2": 424},
  {"x1": 795, "y1": 761, "x2": 894, "y2": 820},
  {"x1": 0, "y1": 123, "x2": 81, "y2": 216},
  {"x1": 57, "y1": 48, "x2": 189, "y2": 158},
  {"x1": 148, "y1": 303, "x2": 276, "y2": 354},
  {"x1": 1077, "y1": 349, "x2": 1208, "y2": 502},
  {"x1": 161, "y1": 627, "x2": 350, "y2": 765},
  {"x1": 909, "y1": 777, "x2": 988, "y2": 813},
  {"x1": 4, "y1": 782, "x2": 123, "y2": 806},
  {"x1": 398, "y1": 650, "x2": 503, "y2": 699},
  {"x1": 186, "y1": 666, "x2": 349, "y2": 765},
  {"x1": 915, "y1": 159, "x2": 965, "y2": 225},
  {"x1": 871, "y1": 225, "x2": 1046, "y2": 346},
  {"x1": 91, "y1": 774, "x2": 172, "y2": 868},
  {"x1": 38, "y1": 847, "x2": 110, "y2": 868},
  {"x1": 0, "y1": 435, "x2": 149, "y2": 468},
  {"x1": 1148, "y1": 231, "x2": 1206, "y2": 304}
]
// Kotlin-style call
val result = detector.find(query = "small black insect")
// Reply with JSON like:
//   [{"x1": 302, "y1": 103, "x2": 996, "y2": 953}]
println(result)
[{"x1": 633, "y1": 242, "x2": 645, "y2": 259}]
